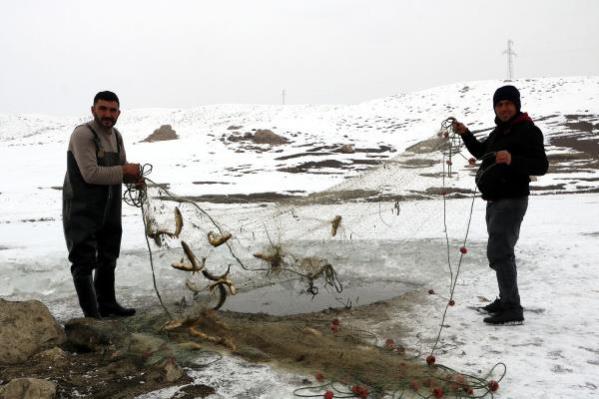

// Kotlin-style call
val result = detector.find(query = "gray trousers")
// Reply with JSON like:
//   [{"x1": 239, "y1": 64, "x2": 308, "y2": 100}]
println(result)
[{"x1": 486, "y1": 196, "x2": 528, "y2": 310}]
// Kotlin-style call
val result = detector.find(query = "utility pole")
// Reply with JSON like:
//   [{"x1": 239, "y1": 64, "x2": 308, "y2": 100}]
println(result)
[
  {"x1": 502, "y1": 39, "x2": 516, "y2": 81},
  {"x1": 281, "y1": 89, "x2": 286, "y2": 105}
]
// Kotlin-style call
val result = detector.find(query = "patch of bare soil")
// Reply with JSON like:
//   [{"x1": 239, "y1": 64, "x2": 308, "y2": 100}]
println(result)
[
  {"x1": 166, "y1": 191, "x2": 300, "y2": 204},
  {"x1": 350, "y1": 145, "x2": 395, "y2": 154},
  {"x1": 0, "y1": 289, "x2": 438, "y2": 399},
  {"x1": 0, "y1": 349, "x2": 195, "y2": 399},
  {"x1": 530, "y1": 183, "x2": 567, "y2": 191},
  {"x1": 420, "y1": 187, "x2": 476, "y2": 197},
  {"x1": 227, "y1": 130, "x2": 289, "y2": 146},
  {"x1": 546, "y1": 152, "x2": 588, "y2": 162},
  {"x1": 191, "y1": 181, "x2": 232, "y2": 185},
  {"x1": 351, "y1": 159, "x2": 382, "y2": 166},
  {"x1": 549, "y1": 114, "x2": 599, "y2": 159},
  {"x1": 279, "y1": 159, "x2": 347, "y2": 173},
  {"x1": 551, "y1": 136, "x2": 599, "y2": 159},
  {"x1": 275, "y1": 152, "x2": 334, "y2": 161}
]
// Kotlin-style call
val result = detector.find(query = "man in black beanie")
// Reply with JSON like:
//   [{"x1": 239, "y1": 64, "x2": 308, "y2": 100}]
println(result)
[{"x1": 452, "y1": 85, "x2": 548, "y2": 324}]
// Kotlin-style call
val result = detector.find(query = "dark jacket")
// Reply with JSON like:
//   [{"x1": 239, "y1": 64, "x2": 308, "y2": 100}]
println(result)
[{"x1": 461, "y1": 112, "x2": 548, "y2": 201}]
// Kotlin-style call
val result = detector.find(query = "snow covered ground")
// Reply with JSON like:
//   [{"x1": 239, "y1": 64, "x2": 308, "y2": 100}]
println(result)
[{"x1": 1, "y1": 77, "x2": 599, "y2": 398}]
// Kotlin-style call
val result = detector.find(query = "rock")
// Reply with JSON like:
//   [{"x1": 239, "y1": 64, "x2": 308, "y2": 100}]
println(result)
[
  {"x1": 252, "y1": 129, "x2": 288, "y2": 145},
  {"x1": 142, "y1": 125, "x2": 178, "y2": 142},
  {"x1": 146, "y1": 358, "x2": 185, "y2": 383},
  {"x1": 125, "y1": 333, "x2": 168, "y2": 360},
  {"x1": 338, "y1": 144, "x2": 355, "y2": 154},
  {"x1": 162, "y1": 358, "x2": 185, "y2": 382},
  {"x1": 0, "y1": 378, "x2": 56, "y2": 399},
  {"x1": 63, "y1": 318, "x2": 120, "y2": 352},
  {"x1": 0, "y1": 299, "x2": 66, "y2": 365},
  {"x1": 30, "y1": 347, "x2": 67, "y2": 365}
]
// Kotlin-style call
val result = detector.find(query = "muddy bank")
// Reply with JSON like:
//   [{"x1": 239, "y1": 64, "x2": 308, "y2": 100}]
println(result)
[{"x1": 0, "y1": 280, "x2": 466, "y2": 399}]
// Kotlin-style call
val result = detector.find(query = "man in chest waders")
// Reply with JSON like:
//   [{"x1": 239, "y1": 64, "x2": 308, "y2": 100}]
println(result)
[{"x1": 63, "y1": 91, "x2": 143, "y2": 318}]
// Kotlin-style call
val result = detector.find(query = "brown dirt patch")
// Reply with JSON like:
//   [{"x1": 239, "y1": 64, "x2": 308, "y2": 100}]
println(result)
[
  {"x1": 228, "y1": 130, "x2": 289, "y2": 146},
  {"x1": 0, "y1": 350, "x2": 194, "y2": 399},
  {"x1": 165, "y1": 192, "x2": 299, "y2": 204},
  {"x1": 279, "y1": 159, "x2": 347, "y2": 173},
  {"x1": 551, "y1": 136, "x2": 599, "y2": 159}
]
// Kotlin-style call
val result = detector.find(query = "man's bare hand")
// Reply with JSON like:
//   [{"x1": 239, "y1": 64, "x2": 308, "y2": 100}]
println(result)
[
  {"x1": 452, "y1": 120, "x2": 468, "y2": 135},
  {"x1": 496, "y1": 150, "x2": 512, "y2": 165},
  {"x1": 122, "y1": 163, "x2": 141, "y2": 183}
]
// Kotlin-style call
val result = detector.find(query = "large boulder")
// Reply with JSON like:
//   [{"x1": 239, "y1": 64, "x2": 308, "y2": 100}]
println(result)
[
  {"x1": 142, "y1": 124, "x2": 179, "y2": 142},
  {"x1": 0, "y1": 300, "x2": 66, "y2": 365},
  {"x1": 0, "y1": 378, "x2": 56, "y2": 399},
  {"x1": 63, "y1": 318, "x2": 122, "y2": 352},
  {"x1": 252, "y1": 129, "x2": 288, "y2": 145}
]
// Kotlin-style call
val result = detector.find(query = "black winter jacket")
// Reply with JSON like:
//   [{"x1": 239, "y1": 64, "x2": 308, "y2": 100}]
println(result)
[{"x1": 461, "y1": 112, "x2": 548, "y2": 201}]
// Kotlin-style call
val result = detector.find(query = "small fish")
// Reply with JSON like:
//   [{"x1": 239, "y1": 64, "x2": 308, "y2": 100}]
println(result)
[
  {"x1": 253, "y1": 252, "x2": 273, "y2": 262},
  {"x1": 209, "y1": 280, "x2": 236, "y2": 296},
  {"x1": 207, "y1": 231, "x2": 232, "y2": 247},
  {"x1": 331, "y1": 215, "x2": 342, "y2": 237},
  {"x1": 171, "y1": 261, "x2": 197, "y2": 272},
  {"x1": 180, "y1": 241, "x2": 204, "y2": 272},
  {"x1": 162, "y1": 319, "x2": 184, "y2": 331},
  {"x1": 174, "y1": 207, "x2": 183, "y2": 238}
]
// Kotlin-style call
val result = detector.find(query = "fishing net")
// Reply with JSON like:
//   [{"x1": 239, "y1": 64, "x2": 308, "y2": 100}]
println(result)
[
  {"x1": 121, "y1": 118, "x2": 505, "y2": 398},
  {"x1": 129, "y1": 119, "x2": 473, "y2": 308}
]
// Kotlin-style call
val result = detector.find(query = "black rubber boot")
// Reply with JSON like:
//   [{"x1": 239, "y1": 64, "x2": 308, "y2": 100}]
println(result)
[
  {"x1": 483, "y1": 307, "x2": 524, "y2": 325},
  {"x1": 94, "y1": 261, "x2": 136, "y2": 317},
  {"x1": 72, "y1": 274, "x2": 102, "y2": 319},
  {"x1": 480, "y1": 298, "x2": 502, "y2": 314}
]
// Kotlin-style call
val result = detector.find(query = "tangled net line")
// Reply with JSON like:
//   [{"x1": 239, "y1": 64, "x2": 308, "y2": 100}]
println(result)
[
  {"x1": 121, "y1": 118, "x2": 507, "y2": 398},
  {"x1": 123, "y1": 164, "x2": 344, "y2": 319},
  {"x1": 290, "y1": 118, "x2": 506, "y2": 398}
]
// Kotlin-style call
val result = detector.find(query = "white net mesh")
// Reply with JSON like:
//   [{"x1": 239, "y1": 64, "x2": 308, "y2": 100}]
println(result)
[{"x1": 131, "y1": 118, "x2": 475, "y2": 313}]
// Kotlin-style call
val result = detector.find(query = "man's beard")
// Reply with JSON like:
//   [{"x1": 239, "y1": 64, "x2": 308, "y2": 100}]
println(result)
[{"x1": 94, "y1": 115, "x2": 116, "y2": 128}]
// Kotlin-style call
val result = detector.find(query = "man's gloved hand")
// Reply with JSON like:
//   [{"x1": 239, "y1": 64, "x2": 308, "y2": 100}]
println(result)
[{"x1": 122, "y1": 163, "x2": 141, "y2": 183}]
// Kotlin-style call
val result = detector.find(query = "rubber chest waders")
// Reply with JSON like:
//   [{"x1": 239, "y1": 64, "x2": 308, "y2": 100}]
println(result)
[{"x1": 62, "y1": 123, "x2": 124, "y2": 273}]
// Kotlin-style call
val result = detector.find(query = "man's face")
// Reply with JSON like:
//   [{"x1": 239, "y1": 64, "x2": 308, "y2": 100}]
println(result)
[
  {"x1": 494, "y1": 100, "x2": 517, "y2": 122},
  {"x1": 91, "y1": 100, "x2": 121, "y2": 128}
]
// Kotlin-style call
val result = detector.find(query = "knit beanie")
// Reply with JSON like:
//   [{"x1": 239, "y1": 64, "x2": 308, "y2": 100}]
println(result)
[{"x1": 493, "y1": 85, "x2": 521, "y2": 111}]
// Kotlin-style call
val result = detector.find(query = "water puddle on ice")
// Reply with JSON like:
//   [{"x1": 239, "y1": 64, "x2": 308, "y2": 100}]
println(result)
[{"x1": 220, "y1": 278, "x2": 417, "y2": 316}]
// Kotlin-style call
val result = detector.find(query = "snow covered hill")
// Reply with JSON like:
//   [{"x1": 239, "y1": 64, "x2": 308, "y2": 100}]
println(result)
[{"x1": 1, "y1": 76, "x2": 598, "y2": 204}]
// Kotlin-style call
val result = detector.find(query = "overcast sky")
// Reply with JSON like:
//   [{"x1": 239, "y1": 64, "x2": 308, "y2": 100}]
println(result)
[{"x1": 1, "y1": 0, "x2": 598, "y2": 115}]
